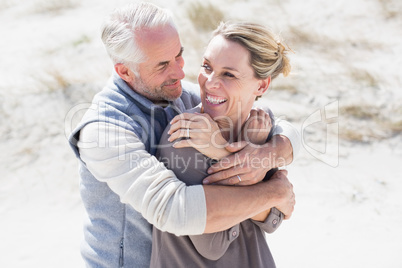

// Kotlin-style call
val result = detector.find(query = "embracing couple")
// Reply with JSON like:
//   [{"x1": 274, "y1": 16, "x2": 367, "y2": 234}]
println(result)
[{"x1": 69, "y1": 2, "x2": 299, "y2": 267}]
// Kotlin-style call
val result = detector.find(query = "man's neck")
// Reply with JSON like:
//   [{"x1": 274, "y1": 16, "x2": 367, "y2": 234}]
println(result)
[{"x1": 153, "y1": 100, "x2": 170, "y2": 107}]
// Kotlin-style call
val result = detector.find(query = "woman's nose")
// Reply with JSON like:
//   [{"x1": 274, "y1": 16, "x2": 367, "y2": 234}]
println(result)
[{"x1": 205, "y1": 73, "x2": 219, "y2": 90}]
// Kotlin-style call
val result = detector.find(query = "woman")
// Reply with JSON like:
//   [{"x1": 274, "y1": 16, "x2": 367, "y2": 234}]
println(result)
[{"x1": 151, "y1": 21, "x2": 292, "y2": 267}]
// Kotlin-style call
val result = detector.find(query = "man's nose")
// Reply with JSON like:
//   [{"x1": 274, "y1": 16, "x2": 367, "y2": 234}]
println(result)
[{"x1": 171, "y1": 57, "x2": 185, "y2": 80}]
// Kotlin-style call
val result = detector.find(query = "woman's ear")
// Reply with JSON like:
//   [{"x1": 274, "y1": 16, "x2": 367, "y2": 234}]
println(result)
[
  {"x1": 115, "y1": 63, "x2": 135, "y2": 84},
  {"x1": 255, "y1": 76, "x2": 271, "y2": 96}
]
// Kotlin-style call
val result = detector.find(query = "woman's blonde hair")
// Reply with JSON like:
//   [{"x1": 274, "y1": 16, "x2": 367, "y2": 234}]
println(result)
[{"x1": 212, "y1": 21, "x2": 291, "y2": 80}]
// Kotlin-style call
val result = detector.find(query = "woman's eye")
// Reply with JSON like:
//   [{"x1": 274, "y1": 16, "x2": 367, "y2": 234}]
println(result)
[
  {"x1": 201, "y1": 64, "x2": 211, "y2": 72},
  {"x1": 224, "y1": 72, "x2": 235, "y2": 78}
]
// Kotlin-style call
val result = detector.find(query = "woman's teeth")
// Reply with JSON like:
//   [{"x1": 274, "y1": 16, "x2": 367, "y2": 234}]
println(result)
[{"x1": 206, "y1": 94, "x2": 227, "y2": 104}]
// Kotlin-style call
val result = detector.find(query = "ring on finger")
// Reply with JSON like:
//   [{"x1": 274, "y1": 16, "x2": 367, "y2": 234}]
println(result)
[
  {"x1": 237, "y1": 175, "x2": 242, "y2": 182},
  {"x1": 186, "y1": 128, "x2": 190, "y2": 138}
]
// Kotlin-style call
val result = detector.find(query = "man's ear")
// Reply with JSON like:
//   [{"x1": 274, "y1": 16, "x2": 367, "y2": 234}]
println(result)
[
  {"x1": 115, "y1": 63, "x2": 135, "y2": 83},
  {"x1": 255, "y1": 76, "x2": 271, "y2": 97}
]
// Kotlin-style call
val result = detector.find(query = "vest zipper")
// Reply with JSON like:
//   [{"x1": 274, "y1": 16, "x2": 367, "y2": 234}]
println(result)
[{"x1": 119, "y1": 238, "x2": 124, "y2": 267}]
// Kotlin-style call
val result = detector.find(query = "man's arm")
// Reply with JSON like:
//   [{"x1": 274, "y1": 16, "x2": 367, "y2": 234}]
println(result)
[
  {"x1": 167, "y1": 110, "x2": 300, "y2": 186},
  {"x1": 78, "y1": 122, "x2": 294, "y2": 235},
  {"x1": 79, "y1": 122, "x2": 206, "y2": 236},
  {"x1": 203, "y1": 120, "x2": 299, "y2": 186},
  {"x1": 203, "y1": 169, "x2": 294, "y2": 232}
]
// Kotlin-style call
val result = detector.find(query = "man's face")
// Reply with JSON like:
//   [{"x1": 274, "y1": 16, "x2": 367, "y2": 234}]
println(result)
[{"x1": 130, "y1": 25, "x2": 185, "y2": 102}]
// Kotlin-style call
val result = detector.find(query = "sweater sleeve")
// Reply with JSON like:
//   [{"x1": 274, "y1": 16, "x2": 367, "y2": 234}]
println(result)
[
  {"x1": 255, "y1": 106, "x2": 300, "y2": 159},
  {"x1": 189, "y1": 225, "x2": 240, "y2": 260},
  {"x1": 78, "y1": 122, "x2": 207, "y2": 236},
  {"x1": 250, "y1": 207, "x2": 283, "y2": 234},
  {"x1": 272, "y1": 118, "x2": 301, "y2": 159}
]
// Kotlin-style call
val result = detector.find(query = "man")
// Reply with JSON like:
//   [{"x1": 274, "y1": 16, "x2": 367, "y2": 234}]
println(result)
[{"x1": 68, "y1": 3, "x2": 299, "y2": 267}]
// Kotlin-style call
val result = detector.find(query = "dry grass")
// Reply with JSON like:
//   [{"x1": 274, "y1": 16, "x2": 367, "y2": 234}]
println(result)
[
  {"x1": 384, "y1": 119, "x2": 402, "y2": 133},
  {"x1": 340, "y1": 104, "x2": 379, "y2": 120},
  {"x1": 287, "y1": 25, "x2": 317, "y2": 45},
  {"x1": 187, "y1": 2, "x2": 224, "y2": 31},
  {"x1": 339, "y1": 124, "x2": 387, "y2": 143},
  {"x1": 339, "y1": 103, "x2": 379, "y2": 142},
  {"x1": 33, "y1": 68, "x2": 71, "y2": 93},
  {"x1": 33, "y1": 0, "x2": 78, "y2": 13},
  {"x1": 339, "y1": 102, "x2": 402, "y2": 142},
  {"x1": 286, "y1": 25, "x2": 344, "y2": 62},
  {"x1": 339, "y1": 128, "x2": 366, "y2": 142},
  {"x1": 379, "y1": 106, "x2": 402, "y2": 135},
  {"x1": 349, "y1": 68, "x2": 378, "y2": 88},
  {"x1": 377, "y1": 0, "x2": 401, "y2": 19},
  {"x1": 272, "y1": 82, "x2": 298, "y2": 94}
]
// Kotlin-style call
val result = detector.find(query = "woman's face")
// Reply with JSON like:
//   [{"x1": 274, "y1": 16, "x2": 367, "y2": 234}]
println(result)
[{"x1": 198, "y1": 35, "x2": 267, "y2": 126}]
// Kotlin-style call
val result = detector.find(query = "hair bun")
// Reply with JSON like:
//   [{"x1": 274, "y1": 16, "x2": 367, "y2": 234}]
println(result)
[{"x1": 278, "y1": 42, "x2": 286, "y2": 55}]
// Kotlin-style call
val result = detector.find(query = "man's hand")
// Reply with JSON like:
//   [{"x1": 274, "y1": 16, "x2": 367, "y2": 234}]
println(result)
[
  {"x1": 241, "y1": 108, "x2": 272, "y2": 145},
  {"x1": 203, "y1": 141, "x2": 273, "y2": 186},
  {"x1": 267, "y1": 169, "x2": 295, "y2": 219},
  {"x1": 203, "y1": 134, "x2": 293, "y2": 186}
]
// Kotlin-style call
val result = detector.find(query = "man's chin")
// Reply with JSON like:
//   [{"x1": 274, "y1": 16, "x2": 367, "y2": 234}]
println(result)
[
  {"x1": 167, "y1": 87, "x2": 182, "y2": 101},
  {"x1": 162, "y1": 83, "x2": 182, "y2": 101}
]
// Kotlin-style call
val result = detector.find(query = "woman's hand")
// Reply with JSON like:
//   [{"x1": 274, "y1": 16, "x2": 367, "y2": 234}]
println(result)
[
  {"x1": 241, "y1": 108, "x2": 272, "y2": 145},
  {"x1": 168, "y1": 113, "x2": 230, "y2": 160},
  {"x1": 200, "y1": 108, "x2": 274, "y2": 186}
]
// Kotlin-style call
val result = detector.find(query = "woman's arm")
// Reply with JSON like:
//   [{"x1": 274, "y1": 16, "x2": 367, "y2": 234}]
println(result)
[
  {"x1": 157, "y1": 122, "x2": 242, "y2": 259},
  {"x1": 251, "y1": 207, "x2": 284, "y2": 234},
  {"x1": 189, "y1": 225, "x2": 240, "y2": 260}
]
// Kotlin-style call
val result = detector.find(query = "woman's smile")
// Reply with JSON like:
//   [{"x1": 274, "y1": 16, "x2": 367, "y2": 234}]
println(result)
[{"x1": 206, "y1": 93, "x2": 227, "y2": 105}]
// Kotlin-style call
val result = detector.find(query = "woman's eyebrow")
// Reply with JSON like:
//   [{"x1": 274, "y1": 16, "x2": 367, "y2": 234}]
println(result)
[
  {"x1": 203, "y1": 57, "x2": 239, "y2": 72},
  {"x1": 222, "y1": 66, "x2": 239, "y2": 72}
]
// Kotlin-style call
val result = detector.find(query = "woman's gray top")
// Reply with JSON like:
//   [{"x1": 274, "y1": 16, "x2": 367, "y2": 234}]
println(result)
[{"x1": 150, "y1": 109, "x2": 283, "y2": 268}]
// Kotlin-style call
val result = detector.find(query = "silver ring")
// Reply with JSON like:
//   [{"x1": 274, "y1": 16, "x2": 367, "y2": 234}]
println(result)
[
  {"x1": 186, "y1": 128, "x2": 190, "y2": 138},
  {"x1": 237, "y1": 175, "x2": 241, "y2": 182}
]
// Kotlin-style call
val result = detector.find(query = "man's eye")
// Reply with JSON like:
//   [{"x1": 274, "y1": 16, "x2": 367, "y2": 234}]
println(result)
[{"x1": 159, "y1": 63, "x2": 169, "y2": 70}]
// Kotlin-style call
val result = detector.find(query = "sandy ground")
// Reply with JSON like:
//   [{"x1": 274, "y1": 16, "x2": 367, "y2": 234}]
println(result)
[{"x1": 1, "y1": 0, "x2": 401, "y2": 267}]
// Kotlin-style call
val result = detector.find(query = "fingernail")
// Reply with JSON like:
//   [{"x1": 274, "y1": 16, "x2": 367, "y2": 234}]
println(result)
[
  {"x1": 203, "y1": 179, "x2": 209, "y2": 184},
  {"x1": 207, "y1": 168, "x2": 212, "y2": 174}
]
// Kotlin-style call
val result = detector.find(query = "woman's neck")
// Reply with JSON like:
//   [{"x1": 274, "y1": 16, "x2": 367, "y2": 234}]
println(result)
[
  {"x1": 200, "y1": 105, "x2": 251, "y2": 143},
  {"x1": 216, "y1": 116, "x2": 247, "y2": 143}
]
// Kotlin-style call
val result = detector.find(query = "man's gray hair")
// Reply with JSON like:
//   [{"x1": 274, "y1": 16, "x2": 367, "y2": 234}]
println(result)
[{"x1": 101, "y1": 2, "x2": 176, "y2": 69}]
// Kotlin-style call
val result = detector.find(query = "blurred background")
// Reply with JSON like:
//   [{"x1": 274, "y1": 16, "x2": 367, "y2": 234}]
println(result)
[{"x1": 0, "y1": 0, "x2": 401, "y2": 267}]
